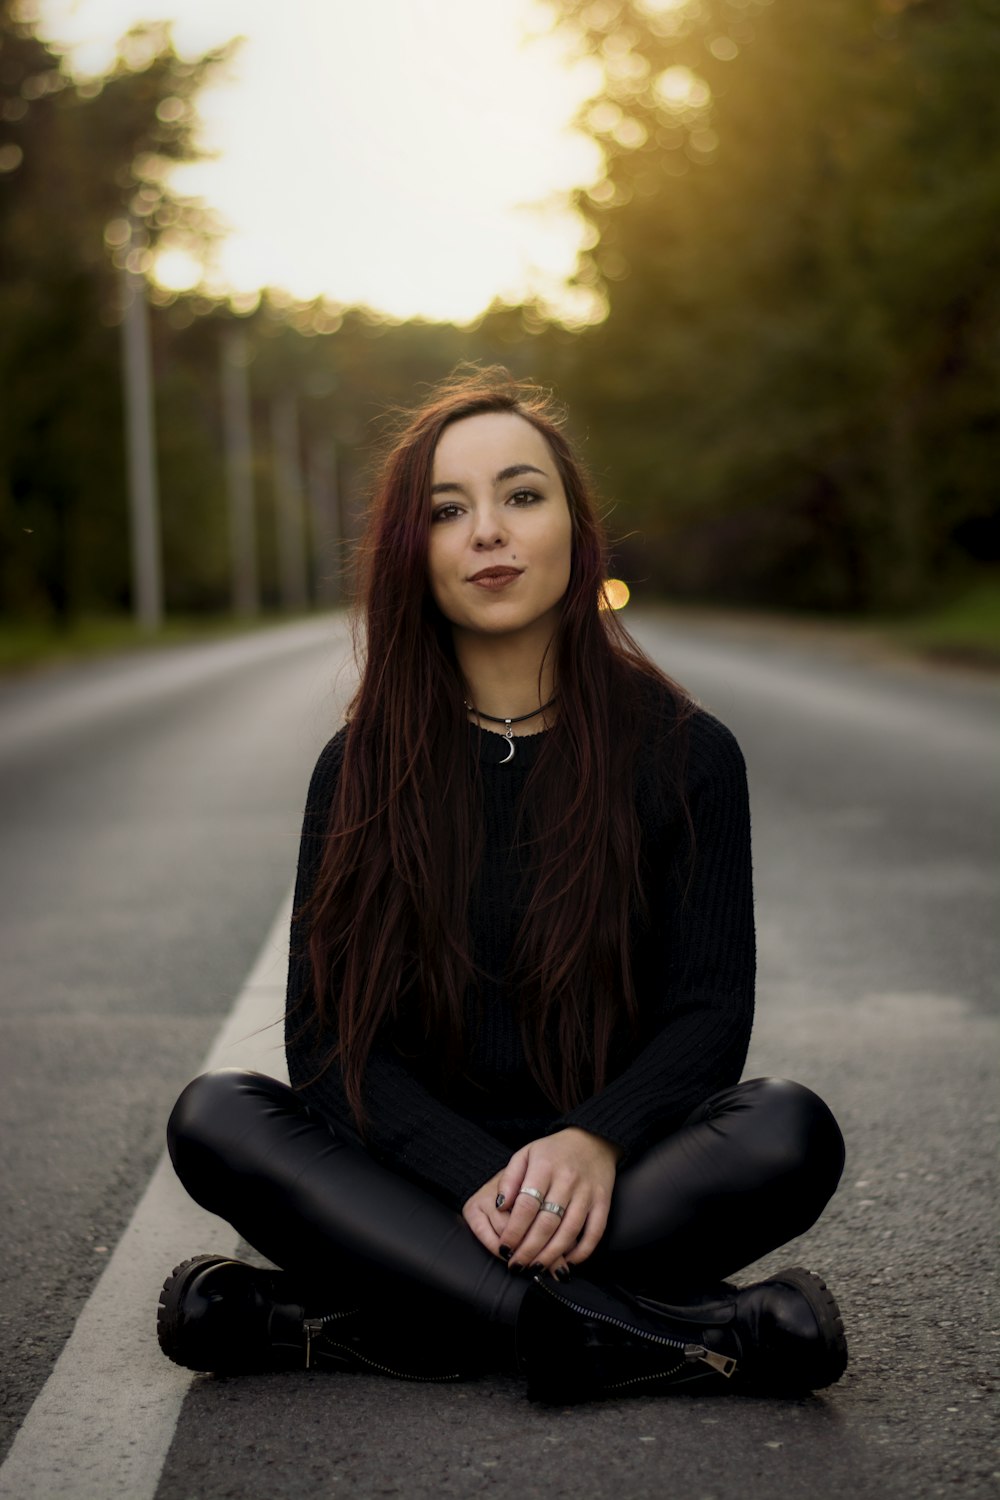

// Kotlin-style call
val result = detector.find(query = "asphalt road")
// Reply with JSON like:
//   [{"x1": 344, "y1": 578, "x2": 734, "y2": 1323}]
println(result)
[{"x1": 0, "y1": 610, "x2": 996, "y2": 1499}]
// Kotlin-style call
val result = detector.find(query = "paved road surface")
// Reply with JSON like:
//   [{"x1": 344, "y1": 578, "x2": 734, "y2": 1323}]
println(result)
[{"x1": 0, "y1": 610, "x2": 996, "y2": 1499}]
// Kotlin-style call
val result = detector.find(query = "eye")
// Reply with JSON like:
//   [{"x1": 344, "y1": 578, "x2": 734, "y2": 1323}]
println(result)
[
  {"x1": 508, "y1": 488, "x2": 542, "y2": 506},
  {"x1": 430, "y1": 502, "x2": 463, "y2": 523}
]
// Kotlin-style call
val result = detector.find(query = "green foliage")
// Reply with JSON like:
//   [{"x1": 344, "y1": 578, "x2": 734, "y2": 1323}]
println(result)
[
  {"x1": 232, "y1": 298, "x2": 559, "y2": 607},
  {"x1": 0, "y1": 608, "x2": 312, "y2": 673},
  {"x1": 0, "y1": 0, "x2": 547, "y2": 627},
  {"x1": 542, "y1": 0, "x2": 1000, "y2": 609},
  {"x1": 3, "y1": 0, "x2": 995, "y2": 630},
  {"x1": 0, "y1": 1, "x2": 231, "y2": 622},
  {"x1": 878, "y1": 572, "x2": 1000, "y2": 665}
]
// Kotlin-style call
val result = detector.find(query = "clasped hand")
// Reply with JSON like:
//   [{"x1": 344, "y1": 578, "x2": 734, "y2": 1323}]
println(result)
[{"x1": 462, "y1": 1127, "x2": 622, "y2": 1275}]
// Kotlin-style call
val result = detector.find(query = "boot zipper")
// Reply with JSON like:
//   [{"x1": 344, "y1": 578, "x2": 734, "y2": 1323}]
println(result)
[
  {"x1": 303, "y1": 1317, "x2": 322, "y2": 1370},
  {"x1": 598, "y1": 1344, "x2": 734, "y2": 1385},
  {"x1": 533, "y1": 1279, "x2": 737, "y2": 1378},
  {"x1": 302, "y1": 1310, "x2": 361, "y2": 1370},
  {"x1": 302, "y1": 1314, "x2": 463, "y2": 1381},
  {"x1": 603, "y1": 1356, "x2": 730, "y2": 1393},
  {"x1": 684, "y1": 1344, "x2": 736, "y2": 1377},
  {"x1": 602, "y1": 1359, "x2": 684, "y2": 1391},
  {"x1": 321, "y1": 1339, "x2": 463, "y2": 1383}
]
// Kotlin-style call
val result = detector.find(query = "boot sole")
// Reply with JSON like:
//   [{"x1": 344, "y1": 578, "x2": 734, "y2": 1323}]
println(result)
[
  {"x1": 767, "y1": 1266, "x2": 849, "y2": 1390},
  {"x1": 157, "y1": 1254, "x2": 233, "y2": 1371},
  {"x1": 156, "y1": 1258, "x2": 384, "y2": 1379}
]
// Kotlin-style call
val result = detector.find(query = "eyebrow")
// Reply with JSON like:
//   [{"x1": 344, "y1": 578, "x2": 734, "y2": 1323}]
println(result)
[{"x1": 430, "y1": 463, "x2": 548, "y2": 497}]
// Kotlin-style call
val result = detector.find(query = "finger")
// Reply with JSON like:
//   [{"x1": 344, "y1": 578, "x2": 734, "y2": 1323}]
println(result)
[
  {"x1": 497, "y1": 1178, "x2": 552, "y2": 1256},
  {"x1": 564, "y1": 1198, "x2": 611, "y2": 1267},
  {"x1": 526, "y1": 1183, "x2": 604, "y2": 1270},
  {"x1": 526, "y1": 1247, "x2": 572, "y2": 1280},
  {"x1": 463, "y1": 1193, "x2": 506, "y2": 1248},
  {"x1": 473, "y1": 1206, "x2": 509, "y2": 1254},
  {"x1": 542, "y1": 1258, "x2": 572, "y2": 1281},
  {"x1": 510, "y1": 1186, "x2": 584, "y2": 1269},
  {"x1": 480, "y1": 1210, "x2": 507, "y2": 1244},
  {"x1": 498, "y1": 1195, "x2": 543, "y2": 1257},
  {"x1": 494, "y1": 1147, "x2": 530, "y2": 1213},
  {"x1": 465, "y1": 1203, "x2": 502, "y2": 1255},
  {"x1": 513, "y1": 1210, "x2": 580, "y2": 1271}
]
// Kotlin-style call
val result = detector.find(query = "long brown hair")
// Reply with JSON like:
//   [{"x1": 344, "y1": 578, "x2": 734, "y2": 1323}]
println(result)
[{"x1": 294, "y1": 365, "x2": 695, "y2": 1127}]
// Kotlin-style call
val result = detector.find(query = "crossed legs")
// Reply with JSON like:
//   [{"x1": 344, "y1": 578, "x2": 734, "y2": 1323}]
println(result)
[{"x1": 166, "y1": 1069, "x2": 844, "y2": 1371}]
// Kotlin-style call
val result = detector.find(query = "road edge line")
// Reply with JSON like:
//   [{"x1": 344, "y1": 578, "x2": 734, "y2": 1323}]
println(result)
[{"x1": 0, "y1": 887, "x2": 294, "y2": 1500}]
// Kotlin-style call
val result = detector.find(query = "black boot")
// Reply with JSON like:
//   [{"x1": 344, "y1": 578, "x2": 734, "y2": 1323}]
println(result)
[
  {"x1": 156, "y1": 1255, "x2": 467, "y2": 1381},
  {"x1": 157, "y1": 1255, "x2": 355, "y2": 1374},
  {"x1": 518, "y1": 1265, "x2": 847, "y2": 1404}
]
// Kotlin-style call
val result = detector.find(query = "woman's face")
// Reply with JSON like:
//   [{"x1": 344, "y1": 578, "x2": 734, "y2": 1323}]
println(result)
[{"x1": 427, "y1": 411, "x2": 573, "y2": 643}]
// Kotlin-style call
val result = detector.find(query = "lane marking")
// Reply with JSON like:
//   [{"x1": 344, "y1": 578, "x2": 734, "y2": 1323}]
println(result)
[{"x1": 0, "y1": 890, "x2": 294, "y2": 1500}]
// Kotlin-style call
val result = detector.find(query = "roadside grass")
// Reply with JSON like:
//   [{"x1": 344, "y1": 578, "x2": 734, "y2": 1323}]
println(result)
[
  {"x1": 875, "y1": 578, "x2": 1000, "y2": 668},
  {"x1": 650, "y1": 575, "x2": 1000, "y2": 673},
  {"x1": 0, "y1": 610, "x2": 329, "y2": 675},
  {"x1": 2, "y1": 578, "x2": 998, "y2": 677}
]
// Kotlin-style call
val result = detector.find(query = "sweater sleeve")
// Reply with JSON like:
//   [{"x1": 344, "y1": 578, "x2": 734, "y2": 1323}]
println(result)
[
  {"x1": 558, "y1": 711, "x2": 756, "y2": 1156},
  {"x1": 284, "y1": 732, "x2": 513, "y2": 1211}
]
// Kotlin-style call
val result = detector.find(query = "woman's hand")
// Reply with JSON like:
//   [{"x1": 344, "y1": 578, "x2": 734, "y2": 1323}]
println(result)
[
  {"x1": 461, "y1": 1171, "x2": 510, "y2": 1260},
  {"x1": 462, "y1": 1127, "x2": 622, "y2": 1275}
]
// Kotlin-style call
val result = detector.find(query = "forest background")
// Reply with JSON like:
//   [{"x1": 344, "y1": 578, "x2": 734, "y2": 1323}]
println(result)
[{"x1": 1, "y1": 0, "x2": 998, "y2": 664}]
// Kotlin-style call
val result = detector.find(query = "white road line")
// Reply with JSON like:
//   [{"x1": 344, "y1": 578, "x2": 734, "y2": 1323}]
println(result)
[{"x1": 0, "y1": 889, "x2": 295, "y2": 1500}]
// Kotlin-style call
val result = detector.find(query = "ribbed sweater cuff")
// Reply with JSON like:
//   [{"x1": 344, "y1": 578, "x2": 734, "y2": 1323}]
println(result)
[{"x1": 556, "y1": 996, "x2": 750, "y2": 1154}]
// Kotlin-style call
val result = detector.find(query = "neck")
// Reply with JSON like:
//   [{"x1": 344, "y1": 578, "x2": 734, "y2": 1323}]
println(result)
[{"x1": 453, "y1": 621, "x2": 558, "y2": 734}]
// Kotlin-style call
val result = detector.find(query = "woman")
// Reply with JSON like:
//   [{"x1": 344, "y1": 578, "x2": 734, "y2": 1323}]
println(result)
[{"x1": 157, "y1": 367, "x2": 848, "y2": 1404}]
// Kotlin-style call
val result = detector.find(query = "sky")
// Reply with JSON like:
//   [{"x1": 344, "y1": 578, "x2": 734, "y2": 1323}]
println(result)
[{"x1": 37, "y1": 0, "x2": 609, "y2": 325}]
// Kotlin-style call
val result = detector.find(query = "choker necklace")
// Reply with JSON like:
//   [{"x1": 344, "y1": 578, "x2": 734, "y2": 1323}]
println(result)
[{"x1": 463, "y1": 695, "x2": 556, "y2": 764}]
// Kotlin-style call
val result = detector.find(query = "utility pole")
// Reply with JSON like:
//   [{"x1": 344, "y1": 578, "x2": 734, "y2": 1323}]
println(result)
[
  {"x1": 220, "y1": 330, "x2": 259, "y2": 616},
  {"x1": 270, "y1": 394, "x2": 309, "y2": 612},
  {"x1": 307, "y1": 438, "x2": 341, "y2": 607},
  {"x1": 120, "y1": 257, "x2": 163, "y2": 630}
]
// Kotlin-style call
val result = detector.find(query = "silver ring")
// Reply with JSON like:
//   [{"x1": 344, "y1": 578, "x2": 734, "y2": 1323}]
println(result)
[
  {"x1": 540, "y1": 1201, "x2": 566, "y2": 1219},
  {"x1": 517, "y1": 1187, "x2": 544, "y2": 1205}
]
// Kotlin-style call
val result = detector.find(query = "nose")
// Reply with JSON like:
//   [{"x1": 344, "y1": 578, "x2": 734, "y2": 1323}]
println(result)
[{"x1": 470, "y1": 504, "x2": 508, "y2": 550}]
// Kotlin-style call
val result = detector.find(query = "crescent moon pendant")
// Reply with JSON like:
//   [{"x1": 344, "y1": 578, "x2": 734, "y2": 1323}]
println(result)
[{"x1": 500, "y1": 736, "x2": 516, "y2": 764}]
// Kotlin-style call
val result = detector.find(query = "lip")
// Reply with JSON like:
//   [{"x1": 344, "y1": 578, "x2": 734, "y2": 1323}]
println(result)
[
  {"x1": 468, "y1": 567, "x2": 523, "y2": 583},
  {"x1": 470, "y1": 564, "x2": 524, "y2": 588}
]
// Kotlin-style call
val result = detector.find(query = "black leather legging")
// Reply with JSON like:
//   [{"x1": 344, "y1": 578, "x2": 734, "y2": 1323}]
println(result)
[{"x1": 167, "y1": 1070, "x2": 845, "y2": 1370}]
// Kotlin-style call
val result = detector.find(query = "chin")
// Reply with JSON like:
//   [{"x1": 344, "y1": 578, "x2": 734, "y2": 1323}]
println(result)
[
  {"x1": 470, "y1": 610, "x2": 559, "y2": 640},
  {"x1": 441, "y1": 590, "x2": 565, "y2": 640}
]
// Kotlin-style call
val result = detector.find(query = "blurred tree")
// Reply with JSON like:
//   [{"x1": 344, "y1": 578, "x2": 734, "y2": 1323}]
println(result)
[
  {"x1": 543, "y1": 0, "x2": 1000, "y2": 609},
  {"x1": 0, "y1": 0, "x2": 547, "y2": 631},
  {"x1": 0, "y1": 0, "x2": 231, "y2": 623},
  {"x1": 5, "y1": 0, "x2": 996, "y2": 628},
  {"x1": 226, "y1": 296, "x2": 543, "y2": 609}
]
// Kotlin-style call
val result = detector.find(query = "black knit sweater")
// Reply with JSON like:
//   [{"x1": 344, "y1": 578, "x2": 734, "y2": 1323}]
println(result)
[{"x1": 284, "y1": 686, "x2": 755, "y2": 1211}]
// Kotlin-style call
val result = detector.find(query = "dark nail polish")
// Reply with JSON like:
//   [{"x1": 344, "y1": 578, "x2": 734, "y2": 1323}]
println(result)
[
  {"x1": 529, "y1": 1263, "x2": 544, "y2": 1275},
  {"x1": 554, "y1": 1267, "x2": 571, "y2": 1282},
  {"x1": 495, "y1": 1193, "x2": 506, "y2": 1209},
  {"x1": 508, "y1": 1263, "x2": 524, "y2": 1275},
  {"x1": 499, "y1": 1244, "x2": 512, "y2": 1261}
]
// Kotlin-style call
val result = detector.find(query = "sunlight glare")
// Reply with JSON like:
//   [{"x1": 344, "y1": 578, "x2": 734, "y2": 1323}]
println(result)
[
  {"x1": 653, "y1": 65, "x2": 712, "y2": 110},
  {"x1": 37, "y1": 0, "x2": 608, "y2": 325},
  {"x1": 153, "y1": 246, "x2": 202, "y2": 291}
]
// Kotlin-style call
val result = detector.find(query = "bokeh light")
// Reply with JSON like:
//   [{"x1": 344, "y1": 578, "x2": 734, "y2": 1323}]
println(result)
[
  {"x1": 153, "y1": 247, "x2": 202, "y2": 292},
  {"x1": 654, "y1": 65, "x2": 712, "y2": 110},
  {"x1": 600, "y1": 579, "x2": 631, "y2": 610}
]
